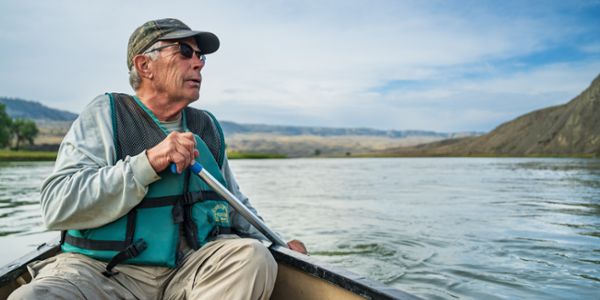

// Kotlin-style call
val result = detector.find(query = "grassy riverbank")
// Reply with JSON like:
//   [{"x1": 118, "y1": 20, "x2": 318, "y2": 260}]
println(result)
[
  {"x1": 227, "y1": 151, "x2": 286, "y2": 159},
  {"x1": 0, "y1": 150, "x2": 57, "y2": 161}
]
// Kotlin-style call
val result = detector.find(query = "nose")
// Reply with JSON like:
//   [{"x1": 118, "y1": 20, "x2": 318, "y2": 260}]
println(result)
[{"x1": 191, "y1": 54, "x2": 205, "y2": 71}]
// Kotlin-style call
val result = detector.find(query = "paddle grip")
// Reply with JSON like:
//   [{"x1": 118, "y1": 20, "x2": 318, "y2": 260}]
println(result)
[{"x1": 170, "y1": 162, "x2": 204, "y2": 175}]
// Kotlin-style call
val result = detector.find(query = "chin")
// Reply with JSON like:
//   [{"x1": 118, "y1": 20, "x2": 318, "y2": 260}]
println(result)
[{"x1": 186, "y1": 93, "x2": 200, "y2": 103}]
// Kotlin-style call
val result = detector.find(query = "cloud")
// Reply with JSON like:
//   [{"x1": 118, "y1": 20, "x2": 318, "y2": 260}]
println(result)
[
  {"x1": 368, "y1": 60, "x2": 600, "y2": 131},
  {"x1": 1, "y1": 0, "x2": 599, "y2": 131},
  {"x1": 580, "y1": 42, "x2": 600, "y2": 54}
]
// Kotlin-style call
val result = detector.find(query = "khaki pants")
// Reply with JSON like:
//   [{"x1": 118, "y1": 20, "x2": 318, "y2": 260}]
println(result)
[{"x1": 9, "y1": 236, "x2": 277, "y2": 300}]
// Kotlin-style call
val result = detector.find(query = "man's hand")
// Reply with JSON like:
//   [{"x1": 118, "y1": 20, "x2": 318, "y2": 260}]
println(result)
[
  {"x1": 146, "y1": 132, "x2": 199, "y2": 173},
  {"x1": 287, "y1": 239, "x2": 308, "y2": 255}
]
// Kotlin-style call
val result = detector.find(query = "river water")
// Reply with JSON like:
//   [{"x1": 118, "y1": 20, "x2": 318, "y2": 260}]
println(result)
[{"x1": 0, "y1": 158, "x2": 598, "y2": 299}]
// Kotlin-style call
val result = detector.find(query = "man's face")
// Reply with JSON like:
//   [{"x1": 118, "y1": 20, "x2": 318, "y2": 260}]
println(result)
[{"x1": 150, "y1": 37, "x2": 205, "y2": 103}]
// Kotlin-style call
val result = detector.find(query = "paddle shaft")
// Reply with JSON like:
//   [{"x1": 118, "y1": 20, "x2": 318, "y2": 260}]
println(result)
[{"x1": 171, "y1": 163, "x2": 288, "y2": 248}]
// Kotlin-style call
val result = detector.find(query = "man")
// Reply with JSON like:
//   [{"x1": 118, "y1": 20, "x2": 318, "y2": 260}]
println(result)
[{"x1": 10, "y1": 18, "x2": 306, "y2": 300}]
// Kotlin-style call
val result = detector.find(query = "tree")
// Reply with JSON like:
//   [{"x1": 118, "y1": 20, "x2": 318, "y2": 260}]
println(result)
[
  {"x1": 0, "y1": 104, "x2": 12, "y2": 148},
  {"x1": 11, "y1": 119, "x2": 38, "y2": 150}
]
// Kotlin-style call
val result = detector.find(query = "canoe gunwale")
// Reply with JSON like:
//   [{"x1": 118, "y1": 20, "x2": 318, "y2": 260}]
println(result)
[
  {"x1": 0, "y1": 239, "x2": 60, "y2": 287},
  {"x1": 269, "y1": 245, "x2": 421, "y2": 300}
]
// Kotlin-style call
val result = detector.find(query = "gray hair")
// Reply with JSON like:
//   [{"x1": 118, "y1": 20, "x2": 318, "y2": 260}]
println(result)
[{"x1": 128, "y1": 41, "x2": 163, "y2": 90}]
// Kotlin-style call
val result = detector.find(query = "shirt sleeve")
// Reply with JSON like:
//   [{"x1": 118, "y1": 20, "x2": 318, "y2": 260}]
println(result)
[{"x1": 40, "y1": 94, "x2": 161, "y2": 230}]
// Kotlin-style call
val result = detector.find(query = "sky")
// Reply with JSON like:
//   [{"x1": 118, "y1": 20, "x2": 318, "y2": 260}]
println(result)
[{"x1": 1, "y1": 0, "x2": 599, "y2": 132}]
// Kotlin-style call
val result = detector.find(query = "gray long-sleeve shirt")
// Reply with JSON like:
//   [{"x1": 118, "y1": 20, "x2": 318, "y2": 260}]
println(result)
[{"x1": 40, "y1": 94, "x2": 262, "y2": 238}]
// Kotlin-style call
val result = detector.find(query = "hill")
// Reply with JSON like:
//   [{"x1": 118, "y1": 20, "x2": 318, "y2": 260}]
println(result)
[
  {"x1": 220, "y1": 122, "x2": 481, "y2": 157},
  {"x1": 384, "y1": 74, "x2": 600, "y2": 157},
  {"x1": 0, "y1": 97, "x2": 77, "y2": 121},
  {"x1": 0, "y1": 97, "x2": 76, "y2": 148}
]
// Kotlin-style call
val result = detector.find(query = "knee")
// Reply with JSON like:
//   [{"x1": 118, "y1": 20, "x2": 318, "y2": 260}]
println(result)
[
  {"x1": 8, "y1": 284, "x2": 34, "y2": 300},
  {"x1": 8, "y1": 278, "x2": 83, "y2": 300},
  {"x1": 9, "y1": 281, "x2": 52, "y2": 300},
  {"x1": 236, "y1": 239, "x2": 277, "y2": 274}
]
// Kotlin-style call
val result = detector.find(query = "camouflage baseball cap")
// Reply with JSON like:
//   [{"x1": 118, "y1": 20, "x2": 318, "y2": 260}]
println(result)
[{"x1": 127, "y1": 18, "x2": 220, "y2": 70}]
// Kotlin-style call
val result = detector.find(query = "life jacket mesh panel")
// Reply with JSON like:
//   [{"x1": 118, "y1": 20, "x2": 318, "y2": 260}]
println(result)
[
  {"x1": 113, "y1": 93, "x2": 164, "y2": 160},
  {"x1": 185, "y1": 108, "x2": 223, "y2": 166},
  {"x1": 111, "y1": 93, "x2": 222, "y2": 165}
]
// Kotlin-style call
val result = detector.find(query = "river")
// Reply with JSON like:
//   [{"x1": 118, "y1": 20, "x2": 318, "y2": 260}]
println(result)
[{"x1": 0, "y1": 158, "x2": 598, "y2": 299}]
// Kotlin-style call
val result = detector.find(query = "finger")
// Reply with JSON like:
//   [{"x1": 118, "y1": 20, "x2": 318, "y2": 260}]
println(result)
[
  {"x1": 178, "y1": 132, "x2": 196, "y2": 146},
  {"x1": 147, "y1": 142, "x2": 172, "y2": 173},
  {"x1": 176, "y1": 134, "x2": 196, "y2": 163},
  {"x1": 174, "y1": 142, "x2": 200, "y2": 172},
  {"x1": 184, "y1": 134, "x2": 197, "y2": 166},
  {"x1": 184, "y1": 139, "x2": 196, "y2": 167},
  {"x1": 176, "y1": 139, "x2": 196, "y2": 168},
  {"x1": 294, "y1": 245, "x2": 307, "y2": 254},
  {"x1": 169, "y1": 151, "x2": 189, "y2": 174},
  {"x1": 179, "y1": 132, "x2": 196, "y2": 148},
  {"x1": 287, "y1": 240, "x2": 308, "y2": 254},
  {"x1": 166, "y1": 132, "x2": 197, "y2": 172}
]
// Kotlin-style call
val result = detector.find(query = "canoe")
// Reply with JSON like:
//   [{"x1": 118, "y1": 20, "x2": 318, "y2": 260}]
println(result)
[{"x1": 0, "y1": 239, "x2": 421, "y2": 300}]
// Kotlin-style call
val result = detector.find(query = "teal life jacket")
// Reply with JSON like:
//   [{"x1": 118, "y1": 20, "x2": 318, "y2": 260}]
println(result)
[{"x1": 61, "y1": 93, "x2": 231, "y2": 276}]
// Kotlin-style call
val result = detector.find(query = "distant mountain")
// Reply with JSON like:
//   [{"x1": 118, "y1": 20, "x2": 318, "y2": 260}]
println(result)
[
  {"x1": 220, "y1": 121, "x2": 479, "y2": 139},
  {"x1": 219, "y1": 123, "x2": 481, "y2": 157},
  {"x1": 1, "y1": 97, "x2": 477, "y2": 139},
  {"x1": 0, "y1": 97, "x2": 78, "y2": 121},
  {"x1": 384, "y1": 73, "x2": 600, "y2": 156}
]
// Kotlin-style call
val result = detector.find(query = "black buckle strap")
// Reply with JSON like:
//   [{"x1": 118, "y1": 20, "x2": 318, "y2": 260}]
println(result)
[
  {"x1": 183, "y1": 205, "x2": 200, "y2": 250},
  {"x1": 172, "y1": 203, "x2": 184, "y2": 223},
  {"x1": 200, "y1": 191, "x2": 223, "y2": 201},
  {"x1": 182, "y1": 191, "x2": 224, "y2": 205},
  {"x1": 210, "y1": 226, "x2": 232, "y2": 237},
  {"x1": 173, "y1": 192, "x2": 202, "y2": 224},
  {"x1": 182, "y1": 191, "x2": 199, "y2": 205},
  {"x1": 137, "y1": 191, "x2": 222, "y2": 210},
  {"x1": 181, "y1": 183, "x2": 200, "y2": 249},
  {"x1": 64, "y1": 234, "x2": 128, "y2": 251},
  {"x1": 137, "y1": 195, "x2": 179, "y2": 209},
  {"x1": 102, "y1": 239, "x2": 148, "y2": 277}
]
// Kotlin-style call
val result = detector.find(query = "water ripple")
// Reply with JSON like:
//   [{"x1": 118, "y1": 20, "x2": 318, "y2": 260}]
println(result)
[{"x1": 2, "y1": 158, "x2": 600, "y2": 299}]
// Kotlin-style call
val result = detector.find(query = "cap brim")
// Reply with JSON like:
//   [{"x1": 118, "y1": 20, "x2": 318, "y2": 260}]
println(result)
[{"x1": 159, "y1": 30, "x2": 220, "y2": 54}]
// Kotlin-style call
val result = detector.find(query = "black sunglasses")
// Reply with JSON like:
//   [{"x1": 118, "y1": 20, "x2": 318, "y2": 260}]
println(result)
[{"x1": 144, "y1": 42, "x2": 206, "y2": 62}]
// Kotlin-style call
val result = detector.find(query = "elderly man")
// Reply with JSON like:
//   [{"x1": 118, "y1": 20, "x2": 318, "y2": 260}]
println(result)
[{"x1": 9, "y1": 18, "x2": 306, "y2": 300}]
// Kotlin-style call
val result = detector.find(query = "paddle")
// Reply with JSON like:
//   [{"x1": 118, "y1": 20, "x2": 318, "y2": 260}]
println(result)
[{"x1": 171, "y1": 162, "x2": 288, "y2": 248}]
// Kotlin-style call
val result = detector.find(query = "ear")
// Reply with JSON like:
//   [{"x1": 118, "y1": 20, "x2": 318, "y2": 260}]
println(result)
[{"x1": 132, "y1": 55, "x2": 153, "y2": 79}]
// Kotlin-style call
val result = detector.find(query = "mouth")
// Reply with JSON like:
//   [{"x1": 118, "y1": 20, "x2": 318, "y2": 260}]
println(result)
[{"x1": 185, "y1": 78, "x2": 201, "y2": 88}]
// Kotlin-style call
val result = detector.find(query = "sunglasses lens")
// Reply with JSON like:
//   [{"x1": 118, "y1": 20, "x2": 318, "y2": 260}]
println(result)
[
  {"x1": 179, "y1": 43, "x2": 194, "y2": 59},
  {"x1": 177, "y1": 43, "x2": 205, "y2": 62}
]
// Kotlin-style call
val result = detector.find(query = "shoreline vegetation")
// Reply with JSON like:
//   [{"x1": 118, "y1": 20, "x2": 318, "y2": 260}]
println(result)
[
  {"x1": 0, "y1": 150, "x2": 57, "y2": 161},
  {"x1": 0, "y1": 150, "x2": 287, "y2": 162},
  {"x1": 226, "y1": 151, "x2": 287, "y2": 159},
  {"x1": 0, "y1": 149, "x2": 597, "y2": 162}
]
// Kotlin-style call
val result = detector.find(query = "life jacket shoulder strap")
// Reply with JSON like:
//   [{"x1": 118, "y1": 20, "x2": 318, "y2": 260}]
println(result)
[{"x1": 184, "y1": 107, "x2": 226, "y2": 168}]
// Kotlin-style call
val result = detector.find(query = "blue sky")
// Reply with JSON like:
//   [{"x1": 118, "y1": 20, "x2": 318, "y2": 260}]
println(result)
[{"x1": 1, "y1": 0, "x2": 599, "y2": 132}]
